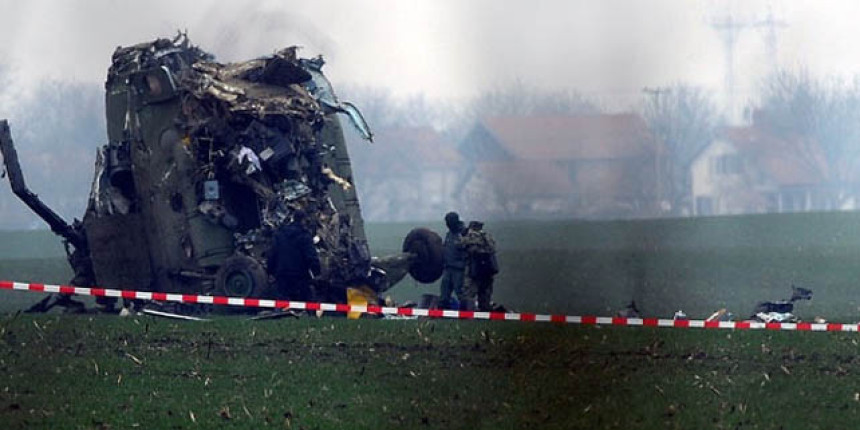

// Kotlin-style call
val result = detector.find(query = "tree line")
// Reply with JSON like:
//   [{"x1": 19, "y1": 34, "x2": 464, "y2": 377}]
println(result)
[{"x1": 2, "y1": 69, "x2": 860, "y2": 227}]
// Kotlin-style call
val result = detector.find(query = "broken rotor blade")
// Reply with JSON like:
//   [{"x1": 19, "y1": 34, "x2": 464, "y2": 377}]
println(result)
[{"x1": 339, "y1": 101, "x2": 373, "y2": 142}]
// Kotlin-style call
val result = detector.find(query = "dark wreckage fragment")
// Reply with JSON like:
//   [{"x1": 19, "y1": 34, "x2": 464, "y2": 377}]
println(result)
[{"x1": 0, "y1": 34, "x2": 443, "y2": 312}]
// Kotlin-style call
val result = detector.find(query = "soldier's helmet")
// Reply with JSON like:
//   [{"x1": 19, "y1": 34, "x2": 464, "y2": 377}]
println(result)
[
  {"x1": 468, "y1": 220, "x2": 484, "y2": 230},
  {"x1": 444, "y1": 211, "x2": 460, "y2": 230}
]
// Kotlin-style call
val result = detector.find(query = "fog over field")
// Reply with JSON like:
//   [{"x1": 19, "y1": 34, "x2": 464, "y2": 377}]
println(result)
[
  {"x1": 5, "y1": 6, "x2": 860, "y2": 429},
  {"x1": 2, "y1": 0, "x2": 857, "y2": 103},
  {"x1": 3, "y1": 1, "x2": 860, "y2": 227}
]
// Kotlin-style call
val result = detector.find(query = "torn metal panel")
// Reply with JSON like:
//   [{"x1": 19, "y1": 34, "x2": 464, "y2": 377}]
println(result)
[
  {"x1": 0, "y1": 33, "x2": 444, "y2": 314},
  {"x1": 96, "y1": 33, "x2": 393, "y2": 298},
  {"x1": 338, "y1": 101, "x2": 373, "y2": 142},
  {"x1": 142, "y1": 308, "x2": 210, "y2": 321},
  {"x1": 300, "y1": 57, "x2": 373, "y2": 141}
]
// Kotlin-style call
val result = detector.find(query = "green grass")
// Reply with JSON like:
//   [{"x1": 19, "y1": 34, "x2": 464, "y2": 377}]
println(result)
[
  {"x1": 0, "y1": 230, "x2": 67, "y2": 259},
  {"x1": 5, "y1": 214, "x2": 860, "y2": 429},
  {"x1": 0, "y1": 258, "x2": 75, "y2": 311},
  {"x1": 372, "y1": 213, "x2": 860, "y2": 321},
  {"x1": 3, "y1": 314, "x2": 860, "y2": 429},
  {"x1": 6, "y1": 212, "x2": 860, "y2": 319}
]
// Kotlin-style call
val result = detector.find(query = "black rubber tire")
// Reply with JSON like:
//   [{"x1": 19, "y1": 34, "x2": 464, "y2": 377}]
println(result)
[
  {"x1": 402, "y1": 227, "x2": 444, "y2": 284},
  {"x1": 214, "y1": 255, "x2": 268, "y2": 298}
]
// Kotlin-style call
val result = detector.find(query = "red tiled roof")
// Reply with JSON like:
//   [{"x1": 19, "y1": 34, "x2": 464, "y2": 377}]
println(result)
[
  {"x1": 480, "y1": 114, "x2": 656, "y2": 161},
  {"x1": 724, "y1": 127, "x2": 828, "y2": 186}
]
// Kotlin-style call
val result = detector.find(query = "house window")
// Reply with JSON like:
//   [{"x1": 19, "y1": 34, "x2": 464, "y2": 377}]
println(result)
[
  {"x1": 763, "y1": 192, "x2": 779, "y2": 213},
  {"x1": 712, "y1": 154, "x2": 740, "y2": 175},
  {"x1": 781, "y1": 190, "x2": 807, "y2": 212},
  {"x1": 696, "y1": 196, "x2": 714, "y2": 216}
]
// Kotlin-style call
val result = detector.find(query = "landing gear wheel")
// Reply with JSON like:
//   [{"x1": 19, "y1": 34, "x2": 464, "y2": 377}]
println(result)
[
  {"x1": 215, "y1": 255, "x2": 268, "y2": 298},
  {"x1": 402, "y1": 227, "x2": 444, "y2": 283}
]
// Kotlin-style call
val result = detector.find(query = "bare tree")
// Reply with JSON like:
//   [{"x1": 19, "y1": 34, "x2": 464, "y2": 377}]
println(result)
[
  {"x1": 399, "y1": 93, "x2": 449, "y2": 129},
  {"x1": 338, "y1": 85, "x2": 455, "y2": 131},
  {"x1": 468, "y1": 79, "x2": 598, "y2": 117},
  {"x1": 338, "y1": 85, "x2": 403, "y2": 131},
  {"x1": 755, "y1": 70, "x2": 821, "y2": 138},
  {"x1": 335, "y1": 83, "x2": 601, "y2": 221},
  {"x1": 343, "y1": 81, "x2": 598, "y2": 140},
  {"x1": 756, "y1": 70, "x2": 860, "y2": 207},
  {"x1": 640, "y1": 84, "x2": 721, "y2": 215},
  {"x1": 444, "y1": 80, "x2": 600, "y2": 146}
]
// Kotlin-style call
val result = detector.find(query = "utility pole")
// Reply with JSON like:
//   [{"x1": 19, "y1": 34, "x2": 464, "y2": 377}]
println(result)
[
  {"x1": 642, "y1": 87, "x2": 671, "y2": 214},
  {"x1": 753, "y1": 4, "x2": 788, "y2": 76},
  {"x1": 709, "y1": 12, "x2": 750, "y2": 125}
]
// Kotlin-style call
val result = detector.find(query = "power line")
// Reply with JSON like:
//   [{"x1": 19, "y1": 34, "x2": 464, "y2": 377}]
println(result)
[
  {"x1": 752, "y1": 4, "x2": 788, "y2": 74},
  {"x1": 708, "y1": 11, "x2": 751, "y2": 124}
]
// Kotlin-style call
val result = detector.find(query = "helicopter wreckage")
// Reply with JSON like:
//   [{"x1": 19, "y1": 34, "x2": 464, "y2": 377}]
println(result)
[{"x1": 0, "y1": 34, "x2": 443, "y2": 314}]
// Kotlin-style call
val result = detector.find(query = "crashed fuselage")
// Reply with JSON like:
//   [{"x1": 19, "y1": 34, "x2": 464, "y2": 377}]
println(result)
[
  {"x1": 1, "y1": 35, "x2": 443, "y2": 310},
  {"x1": 80, "y1": 36, "x2": 389, "y2": 299}
]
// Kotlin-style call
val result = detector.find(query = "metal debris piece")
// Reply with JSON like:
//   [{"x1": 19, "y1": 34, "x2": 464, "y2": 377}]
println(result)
[
  {"x1": 236, "y1": 146, "x2": 261, "y2": 175},
  {"x1": 754, "y1": 312, "x2": 796, "y2": 323},
  {"x1": 300, "y1": 57, "x2": 373, "y2": 141},
  {"x1": 142, "y1": 308, "x2": 210, "y2": 321},
  {"x1": 279, "y1": 180, "x2": 312, "y2": 201},
  {"x1": 616, "y1": 301, "x2": 640, "y2": 318},
  {"x1": 249, "y1": 309, "x2": 301, "y2": 321},
  {"x1": 0, "y1": 34, "x2": 445, "y2": 314},
  {"x1": 705, "y1": 308, "x2": 734, "y2": 322},
  {"x1": 321, "y1": 166, "x2": 352, "y2": 190},
  {"x1": 750, "y1": 285, "x2": 813, "y2": 322}
]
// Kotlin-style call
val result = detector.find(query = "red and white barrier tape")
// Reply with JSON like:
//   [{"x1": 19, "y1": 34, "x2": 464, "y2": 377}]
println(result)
[{"x1": 1, "y1": 280, "x2": 856, "y2": 331}]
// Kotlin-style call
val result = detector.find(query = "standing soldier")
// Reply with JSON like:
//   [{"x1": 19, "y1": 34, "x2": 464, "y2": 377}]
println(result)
[
  {"x1": 461, "y1": 220, "x2": 499, "y2": 311},
  {"x1": 266, "y1": 209, "x2": 321, "y2": 302},
  {"x1": 439, "y1": 211, "x2": 467, "y2": 309}
]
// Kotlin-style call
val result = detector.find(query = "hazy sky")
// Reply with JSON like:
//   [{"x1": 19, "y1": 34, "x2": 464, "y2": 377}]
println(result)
[{"x1": 1, "y1": 0, "x2": 860, "y2": 110}]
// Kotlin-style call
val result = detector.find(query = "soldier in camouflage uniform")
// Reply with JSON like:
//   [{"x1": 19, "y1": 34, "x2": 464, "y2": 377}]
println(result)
[
  {"x1": 461, "y1": 221, "x2": 498, "y2": 311},
  {"x1": 440, "y1": 212, "x2": 467, "y2": 309}
]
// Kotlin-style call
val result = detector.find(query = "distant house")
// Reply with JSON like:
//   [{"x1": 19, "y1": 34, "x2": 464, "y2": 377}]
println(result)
[
  {"x1": 458, "y1": 160, "x2": 577, "y2": 217},
  {"x1": 348, "y1": 127, "x2": 463, "y2": 221},
  {"x1": 690, "y1": 127, "x2": 851, "y2": 216},
  {"x1": 457, "y1": 114, "x2": 664, "y2": 219}
]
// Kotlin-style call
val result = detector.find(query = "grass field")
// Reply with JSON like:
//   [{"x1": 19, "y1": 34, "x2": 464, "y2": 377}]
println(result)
[
  {"x1": 4, "y1": 213, "x2": 860, "y2": 428},
  {"x1": 5, "y1": 211, "x2": 860, "y2": 319},
  {"x1": 364, "y1": 212, "x2": 860, "y2": 321},
  {"x1": 3, "y1": 314, "x2": 860, "y2": 429}
]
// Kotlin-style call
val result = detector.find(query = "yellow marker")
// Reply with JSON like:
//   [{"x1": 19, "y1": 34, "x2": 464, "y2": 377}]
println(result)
[{"x1": 346, "y1": 286, "x2": 378, "y2": 320}]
